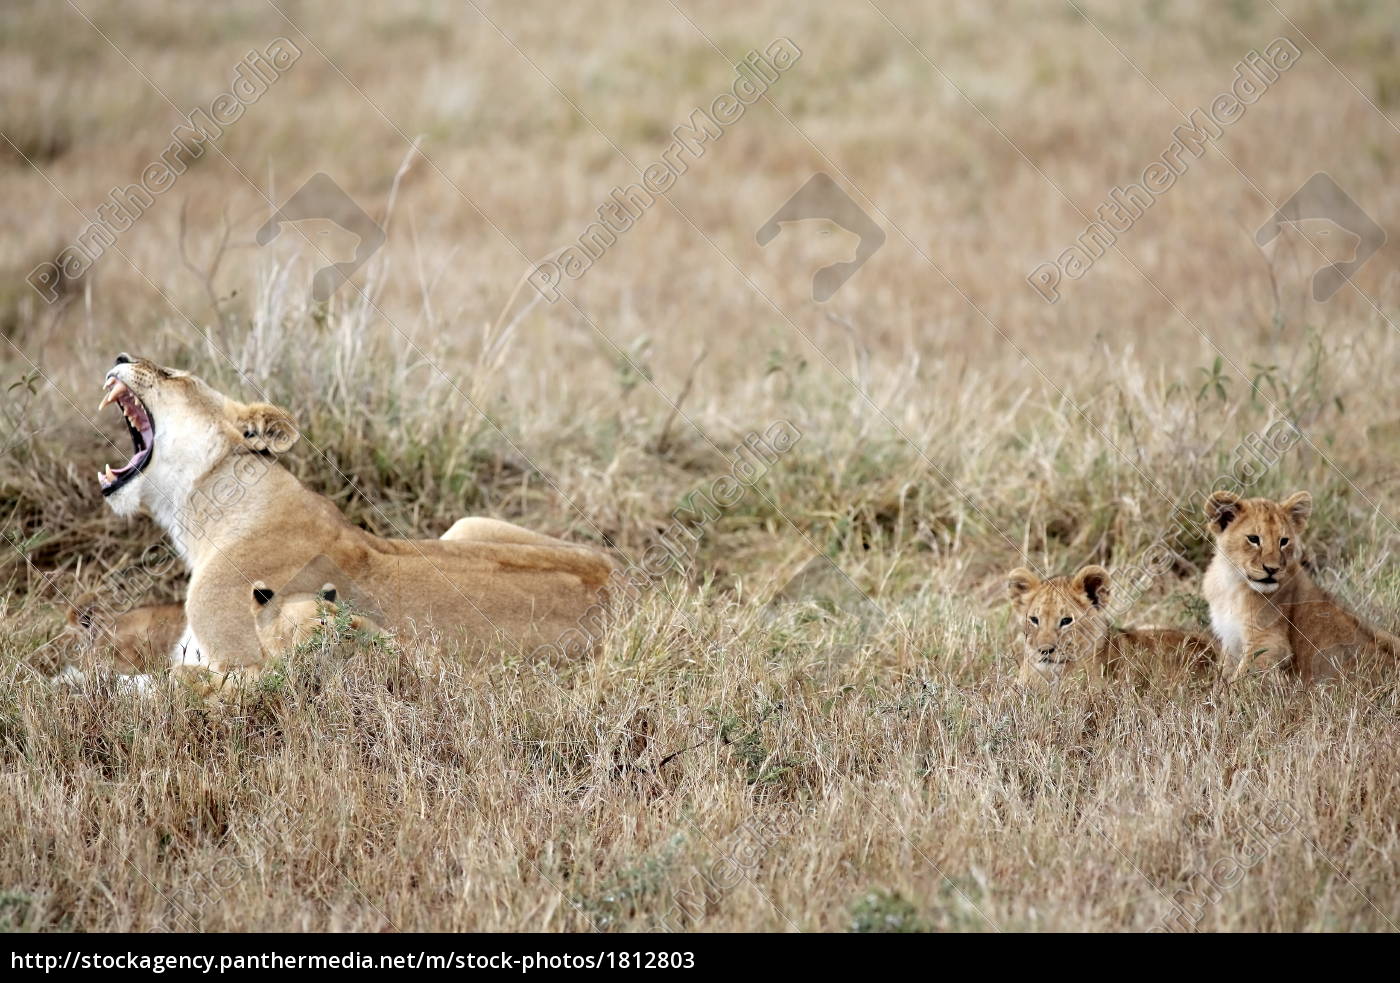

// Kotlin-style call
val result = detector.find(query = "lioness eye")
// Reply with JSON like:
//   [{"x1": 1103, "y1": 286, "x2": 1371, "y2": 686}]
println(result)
[
  {"x1": 1029, "y1": 616, "x2": 1039, "y2": 625},
  {"x1": 1246, "y1": 535, "x2": 1260, "y2": 545},
  {"x1": 1279, "y1": 537, "x2": 1289, "y2": 546},
  {"x1": 1060, "y1": 616, "x2": 1073, "y2": 627}
]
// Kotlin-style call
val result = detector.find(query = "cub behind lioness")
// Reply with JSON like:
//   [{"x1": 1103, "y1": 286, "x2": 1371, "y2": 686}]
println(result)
[
  {"x1": 1203, "y1": 490, "x2": 1399, "y2": 683},
  {"x1": 1007, "y1": 564, "x2": 1215, "y2": 688}
]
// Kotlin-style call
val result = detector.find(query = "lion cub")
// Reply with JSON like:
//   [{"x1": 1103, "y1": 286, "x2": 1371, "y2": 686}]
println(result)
[
  {"x1": 1007, "y1": 564, "x2": 1215, "y2": 688},
  {"x1": 250, "y1": 581, "x2": 384, "y2": 657},
  {"x1": 173, "y1": 583, "x2": 384, "y2": 698},
  {"x1": 59, "y1": 600, "x2": 186, "y2": 679},
  {"x1": 1203, "y1": 490, "x2": 1399, "y2": 683}
]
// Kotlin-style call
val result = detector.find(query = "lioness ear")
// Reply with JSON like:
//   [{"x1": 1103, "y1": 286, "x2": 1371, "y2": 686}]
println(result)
[
  {"x1": 318, "y1": 583, "x2": 337, "y2": 603},
  {"x1": 1205, "y1": 491, "x2": 1243, "y2": 533},
  {"x1": 1006, "y1": 567, "x2": 1040, "y2": 603},
  {"x1": 1073, "y1": 565, "x2": 1110, "y2": 608},
  {"x1": 1282, "y1": 491, "x2": 1312, "y2": 528},
  {"x1": 252, "y1": 581, "x2": 275, "y2": 606},
  {"x1": 231, "y1": 401, "x2": 299, "y2": 455}
]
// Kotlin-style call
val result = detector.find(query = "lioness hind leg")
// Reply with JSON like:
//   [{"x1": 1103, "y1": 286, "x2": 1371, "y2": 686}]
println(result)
[{"x1": 441, "y1": 516, "x2": 571, "y2": 547}]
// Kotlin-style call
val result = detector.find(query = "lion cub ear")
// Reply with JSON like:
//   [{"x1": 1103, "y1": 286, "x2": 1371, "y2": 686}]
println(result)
[
  {"x1": 1282, "y1": 491, "x2": 1312, "y2": 528},
  {"x1": 1006, "y1": 568, "x2": 1040, "y2": 604},
  {"x1": 1205, "y1": 490, "x2": 1243, "y2": 533},
  {"x1": 1072, "y1": 565, "x2": 1110, "y2": 608},
  {"x1": 230, "y1": 401, "x2": 300, "y2": 455},
  {"x1": 252, "y1": 581, "x2": 275, "y2": 607},
  {"x1": 318, "y1": 584, "x2": 338, "y2": 603}
]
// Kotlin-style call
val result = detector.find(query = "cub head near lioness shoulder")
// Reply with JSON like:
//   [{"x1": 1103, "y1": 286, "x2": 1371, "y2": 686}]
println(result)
[{"x1": 251, "y1": 581, "x2": 384, "y2": 657}]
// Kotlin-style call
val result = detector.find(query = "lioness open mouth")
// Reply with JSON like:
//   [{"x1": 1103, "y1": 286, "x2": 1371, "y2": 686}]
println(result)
[{"x1": 97, "y1": 376, "x2": 154, "y2": 496}]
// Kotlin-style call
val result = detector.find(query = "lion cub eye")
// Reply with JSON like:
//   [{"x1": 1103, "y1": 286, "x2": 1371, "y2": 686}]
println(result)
[
  {"x1": 1029, "y1": 615, "x2": 1039, "y2": 625},
  {"x1": 1059, "y1": 616, "x2": 1073, "y2": 627},
  {"x1": 1246, "y1": 535, "x2": 1260, "y2": 545},
  {"x1": 1279, "y1": 537, "x2": 1290, "y2": 547}
]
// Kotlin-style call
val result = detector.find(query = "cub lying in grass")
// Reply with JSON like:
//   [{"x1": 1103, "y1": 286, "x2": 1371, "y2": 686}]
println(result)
[
  {"x1": 55, "y1": 600, "x2": 185, "y2": 688},
  {"x1": 172, "y1": 582, "x2": 386, "y2": 697},
  {"x1": 1203, "y1": 490, "x2": 1399, "y2": 683},
  {"x1": 250, "y1": 581, "x2": 384, "y2": 656},
  {"x1": 1007, "y1": 564, "x2": 1216, "y2": 688}
]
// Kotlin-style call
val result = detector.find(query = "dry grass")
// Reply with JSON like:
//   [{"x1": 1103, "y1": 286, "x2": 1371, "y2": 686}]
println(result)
[{"x1": 2, "y1": 0, "x2": 1399, "y2": 931}]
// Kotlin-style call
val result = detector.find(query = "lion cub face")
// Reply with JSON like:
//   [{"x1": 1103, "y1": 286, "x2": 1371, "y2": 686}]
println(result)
[
  {"x1": 1205, "y1": 490, "x2": 1311, "y2": 594},
  {"x1": 250, "y1": 582, "x2": 376, "y2": 655},
  {"x1": 1007, "y1": 565, "x2": 1112, "y2": 682}
]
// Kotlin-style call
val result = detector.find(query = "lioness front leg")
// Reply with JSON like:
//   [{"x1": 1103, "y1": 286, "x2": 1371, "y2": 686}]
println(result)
[
  {"x1": 171, "y1": 661, "x2": 265, "y2": 699},
  {"x1": 180, "y1": 571, "x2": 267, "y2": 677}
]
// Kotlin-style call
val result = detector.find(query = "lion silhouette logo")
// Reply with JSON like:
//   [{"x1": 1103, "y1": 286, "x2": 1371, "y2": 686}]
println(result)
[
  {"x1": 256, "y1": 173, "x2": 385, "y2": 301},
  {"x1": 1255, "y1": 173, "x2": 1385, "y2": 302},
  {"x1": 757, "y1": 173, "x2": 885, "y2": 301}
]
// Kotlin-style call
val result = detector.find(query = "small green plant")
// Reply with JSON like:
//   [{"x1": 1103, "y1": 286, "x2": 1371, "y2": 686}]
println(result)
[
  {"x1": 0, "y1": 890, "x2": 34, "y2": 932},
  {"x1": 574, "y1": 836, "x2": 683, "y2": 931},
  {"x1": 849, "y1": 889, "x2": 925, "y2": 933},
  {"x1": 1197, "y1": 356, "x2": 1231, "y2": 403}
]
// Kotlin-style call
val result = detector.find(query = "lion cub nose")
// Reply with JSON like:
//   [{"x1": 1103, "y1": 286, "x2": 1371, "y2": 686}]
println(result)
[
  {"x1": 1039, "y1": 644, "x2": 1057, "y2": 656},
  {"x1": 1262, "y1": 564, "x2": 1278, "y2": 575}
]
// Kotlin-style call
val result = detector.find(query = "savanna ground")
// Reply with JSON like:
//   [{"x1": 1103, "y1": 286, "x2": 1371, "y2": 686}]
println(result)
[{"x1": 2, "y1": 0, "x2": 1399, "y2": 933}]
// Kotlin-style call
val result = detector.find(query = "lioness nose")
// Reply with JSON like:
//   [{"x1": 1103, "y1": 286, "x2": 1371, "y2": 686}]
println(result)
[
  {"x1": 114, "y1": 353, "x2": 132, "y2": 365},
  {"x1": 1263, "y1": 564, "x2": 1278, "y2": 575}
]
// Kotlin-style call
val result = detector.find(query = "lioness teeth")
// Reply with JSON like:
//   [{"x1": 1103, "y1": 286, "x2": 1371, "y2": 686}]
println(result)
[{"x1": 98, "y1": 379, "x2": 127, "y2": 412}]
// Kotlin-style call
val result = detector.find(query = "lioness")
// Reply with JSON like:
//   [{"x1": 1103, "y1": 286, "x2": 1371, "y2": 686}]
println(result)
[
  {"x1": 1007, "y1": 564, "x2": 1216, "y2": 687},
  {"x1": 71, "y1": 515, "x2": 560, "y2": 681},
  {"x1": 1203, "y1": 490, "x2": 1399, "y2": 683},
  {"x1": 96, "y1": 354, "x2": 614, "y2": 680}
]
